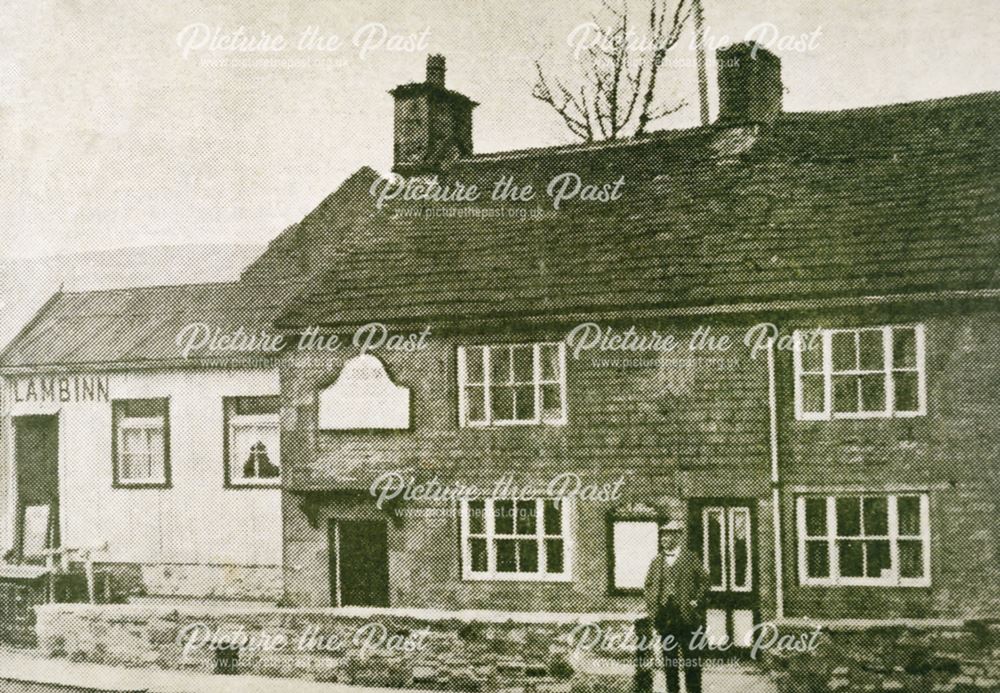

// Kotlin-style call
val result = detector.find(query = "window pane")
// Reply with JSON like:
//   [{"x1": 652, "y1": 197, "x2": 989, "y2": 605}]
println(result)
[
  {"x1": 831, "y1": 332, "x2": 858, "y2": 371},
  {"x1": 704, "y1": 510, "x2": 725, "y2": 588},
  {"x1": 865, "y1": 540, "x2": 890, "y2": 578},
  {"x1": 513, "y1": 385, "x2": 536, "y2": 420},
  {"x1": 798, "y1": 332, "x2": 824, "y2": 372},
  {"x1": 122, "y1": 427, "x2": 148, "y2": 456},
  {"x1": 546, "y1": 539, "x2": 565, "y2": 574},
  {"x1": 245, "y1": 441, "x2": 279, "y2": 479},
  {"x1": 898, "y1": 540, "x2": 924, "y2": 578},
  {"x1": 465, "y1": 347, "x2": 485, "y2": 383},
  {"x1": 806, "y1": 541, "x2": 830, "y2": 578},
  {"x1": 804, "y1": 498, "x2": 827, "y2": 537},
  {"x1": 148, "y1": 430, "x2": 164, "y2": 475},
  {"x1": 832, "y1": 375, "x2": 860, "y2": 413},
  {"x1": 859, "y1": 374, "x2": 886, "y2": 412},
  {"x1": 540, "y1": 343, "x2": 562, "y2": 381},
  {"x1": 470, "y1": 538, "x2": 488, "y2": 572},
  {"x1": 836, "y1": 498, "x2": 861, "y2": 536},
  {"x1": 541, "y1": 384, "x2": 563, "y2": 420},
  {"x1": 496, "y1": 539, "x2": 516, "y2": 572},
  {"x1": 468, "y1": 500, "x2": 486, "y2": 535},
  {"x1": 544, "y1": 500, "x2": 562, "y2": 535},
  {"x1": 121, "y1": 453, "x2": 145, "y2": 480},
  {"x1": 512, "y1": 345, "x2": 533, "y2": 382},
  {"x1": 897, "y1": 497, "x2": 922, "y2": 536},
  {"x1": 730, "y1": 510, "x2": 750, "y2": 590},
  {"x1": 465, "y1": 385, "x2": 486, "y2": 422},
  {"x1": 124, "y1": 399, "x2": 163, "y2": 417},
  {"x1": 517, "y1": 540, "x2": 538, "y2": 572},
  {"x1": 490, "y1": 347, "x2": 512, "y2": 384},
  {"x1": 838, "y1": 540, "x2": 864, "y2": 577},
  {"x1": 491, "y1": 387, "x2": 515, "y2": 420},
  {"x1": 893, "y1": 372, "x2": 920, "y2": 412},
  {"x1": 234, "y1": 396, "x2": 279, "y2": 415},
  {"x1": 892, "y1": 328, "x2": 917, "y2": 369},
  {"x1": 232, "y1": 424, "x2": 278, "y2": 481},
  {"x1": 800, "y1": 375, "x2": 826, "y2": 414},
  {"x1": 858, "y1": 330, "x2": 885, "y2": 371},
  {"x1": 515, "y1": 501, "x2": 537, "y2": 535},
  {"x1": 863, "y1": 497, "x2": 888, "y2": 536},
  {"x1": 494, "y1": 500, "x2": 514, "y2": 534}
]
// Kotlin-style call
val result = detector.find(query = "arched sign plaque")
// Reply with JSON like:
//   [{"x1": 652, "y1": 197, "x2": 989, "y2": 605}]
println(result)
[{"x1": 318, "y1": 354, "x2": 410, "y2": 430}]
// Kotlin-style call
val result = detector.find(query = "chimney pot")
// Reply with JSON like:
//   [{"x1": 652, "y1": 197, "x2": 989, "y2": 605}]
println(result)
[
  {"x1": 426, "y1": 54, "x2": 446, "y2": 88},
  {"x1": 716, "y1": 42, "x2": 783, "y2": 125}
]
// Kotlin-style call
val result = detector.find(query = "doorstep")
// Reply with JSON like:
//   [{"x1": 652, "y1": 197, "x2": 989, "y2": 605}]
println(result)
[{"x1": 0, "y1": 649, "x2": 453, "y2": 693}]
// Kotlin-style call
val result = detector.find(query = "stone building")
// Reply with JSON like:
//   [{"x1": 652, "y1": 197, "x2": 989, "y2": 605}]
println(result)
[{"x1": 273, "y1": 46, "x2": 999, "y2": 642}]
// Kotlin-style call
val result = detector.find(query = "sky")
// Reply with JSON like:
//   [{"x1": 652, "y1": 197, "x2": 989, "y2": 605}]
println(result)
[{"x1": 1, "y1": 0, "x2": 998, "y2": 259}]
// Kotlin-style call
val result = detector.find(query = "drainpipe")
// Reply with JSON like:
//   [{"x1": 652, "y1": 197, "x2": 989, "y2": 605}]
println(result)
[
  {"x1": 767, "y1": 337, "x2": 785, "y2": 619},
  {"x1": 692, "y1": 0, "x2": 711, "y2": 126}
]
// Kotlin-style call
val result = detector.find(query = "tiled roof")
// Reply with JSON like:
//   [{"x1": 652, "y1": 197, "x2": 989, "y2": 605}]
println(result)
[
  {"x1": 0, "y1": 166, "x2": 383, "y2": 371},
  {"x1": 276, "y1": 92, "x2": 1000, "y2": 329},
  {"x1": 0, "y1": 281, "x2": 291, "y2": 371}
]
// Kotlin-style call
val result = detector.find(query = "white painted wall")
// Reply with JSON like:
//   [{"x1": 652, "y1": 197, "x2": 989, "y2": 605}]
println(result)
[{"x1": 0, "y1": 369, "x2": 282, "y2": 586}]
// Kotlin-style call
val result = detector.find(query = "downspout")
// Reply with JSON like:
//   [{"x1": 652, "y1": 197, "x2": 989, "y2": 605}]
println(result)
[
  {"x1": 767, "y1": 337, "x2": 784, "y2": 619},
  {"x1": 692, "y1": 0, "x2": 711, "y2": 126}
]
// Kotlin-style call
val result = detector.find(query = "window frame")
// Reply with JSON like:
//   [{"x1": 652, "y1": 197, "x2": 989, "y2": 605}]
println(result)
[
  {"x1": 223, "y1": 397, "x2": 281, "y2": 489},
  {"x1": 701, "y1": 506, "x2": 754, "y2": 594},
  {"x1": 112, "y1": 398, "x2": 171, "y2": 489},
  {"x1": 792, "y1": 324, "x2": 926, "y2": 420},
  {"x1": 796, "y1": 493, "x2": 931, "y2": 587},
  {"x1": 460, "y1": 497, "x2": 574, "y2": 582},
  {"x1": 457, "y1": 342, "x2": 568, "y2": 427}
]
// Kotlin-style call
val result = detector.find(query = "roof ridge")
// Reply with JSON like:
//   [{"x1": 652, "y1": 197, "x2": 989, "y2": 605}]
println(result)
[
  {"x1": 57, "y1": 279, "x2": 243, "y2": 296},
  {"x1": 464, "y1": 89, "x2": 1000, "y2": 163}
]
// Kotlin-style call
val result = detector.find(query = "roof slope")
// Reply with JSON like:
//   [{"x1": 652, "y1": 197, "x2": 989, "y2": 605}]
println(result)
[
  {"x1": 277, "y1": 92, "x2": 1000, "y2": 329},
  {"x1": 0, "y1": 167, "x2": 385, "y2": 371},
  {"x1": 0, "y1": 281, "x2": 290, "y2": 371}
]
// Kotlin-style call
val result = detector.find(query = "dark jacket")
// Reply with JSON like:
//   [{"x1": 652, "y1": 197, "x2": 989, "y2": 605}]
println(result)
[{"x1": 643, "y1": 547, "x2": 709, "y2": 627}]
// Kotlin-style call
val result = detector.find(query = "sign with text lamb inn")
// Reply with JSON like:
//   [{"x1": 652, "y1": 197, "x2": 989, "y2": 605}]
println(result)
[{"x1": 12, "y1": 375, "x2": 110, "y2": 403}]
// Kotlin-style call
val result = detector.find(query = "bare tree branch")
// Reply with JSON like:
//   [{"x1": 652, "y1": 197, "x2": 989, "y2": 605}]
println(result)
[{"x1": 532, "y1": 0, "x2": 691, "y2": 141}]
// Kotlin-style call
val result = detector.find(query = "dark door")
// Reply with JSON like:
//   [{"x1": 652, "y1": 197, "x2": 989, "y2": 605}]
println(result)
[
  {"x1": 688, "y1": 499, "x2": 758, "y2": 655},
  {"x1": 14, "y1": 415, "x2": 60, "y2": 562},
  {"x1": 329, "y1": 519, "x2": 389, "y2": 607}
]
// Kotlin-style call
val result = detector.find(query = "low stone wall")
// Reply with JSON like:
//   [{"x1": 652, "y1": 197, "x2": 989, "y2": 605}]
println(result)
[
  {"x1": 35, "y1": 604, "x2": 643, "y2": 692},
  {"x1": 758, "y1": 619, "x2": 1000, "y2": 692}
]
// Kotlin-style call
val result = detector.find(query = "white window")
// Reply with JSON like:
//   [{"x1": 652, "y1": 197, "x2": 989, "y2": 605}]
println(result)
[
  {"x1": 797, "y1": 493, "x2": 930, "y2": 587},
  {"x1": 461, "y1": 498, "x2": 572, "y2": 581},
  {"x1": 793, "y1": 325, "x2": 926, "y2": 420},
  {"x1": 113, "y1": 399, "x2": 169, "y2": 487},
  {"x1": 457, "y1": 343, "x2": 567, "y2": 426},
  {"x1": 225, "y1": 396, "x2": 280, "y2": 487},
  {"x1": 610, "y1": 519, "x2": 659, "y2": 591}
]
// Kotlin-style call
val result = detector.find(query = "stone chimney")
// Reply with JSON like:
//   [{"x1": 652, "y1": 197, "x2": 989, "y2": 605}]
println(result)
[
  {"x1": 716, "y1": 43, "x2": 782, "y2": 125},
  {"x1": 390, "y1": 55, "x2": 477, "y2": 176}
]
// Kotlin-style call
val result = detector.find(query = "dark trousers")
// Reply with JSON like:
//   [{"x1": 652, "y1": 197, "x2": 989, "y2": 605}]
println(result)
[{"x1": 655, "y1": 604, "x2": 702, "y2": 693}]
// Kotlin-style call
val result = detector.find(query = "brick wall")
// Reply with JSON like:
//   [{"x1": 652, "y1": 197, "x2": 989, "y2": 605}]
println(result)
[
  {"x1": 278, "y1": 301, "x2": 1000, "y2": 620},
  {"x1": 777, "y1": 303, "x2": 1000, "y2": 619},
  {"x1": 280, "y1": 320, "x2": 773, "y2": 612}
]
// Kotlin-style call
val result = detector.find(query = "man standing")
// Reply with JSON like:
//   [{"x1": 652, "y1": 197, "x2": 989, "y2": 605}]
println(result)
[{"x1": 644, "y1": 518, "x2": 708, "y2": 693}]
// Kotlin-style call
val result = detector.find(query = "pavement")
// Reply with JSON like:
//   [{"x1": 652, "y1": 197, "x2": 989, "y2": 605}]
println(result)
[
  {"x1": 0, "y1": 650, "x2": 444, "y2": 693},
  {"x1": 0, "y1": 649, "x2": 779, "y2": 693}
]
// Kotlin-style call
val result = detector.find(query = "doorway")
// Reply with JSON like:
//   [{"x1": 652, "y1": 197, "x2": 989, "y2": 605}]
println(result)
[
  {"x1": 328, "y1": 519, "x2": 389, "y2": 607},
  {"x1": 688, "y1": 498, "x2": 758, "y2": 654},
  {"x1": 13, "y1": 415, "x2": 60, "y2": 563}
]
